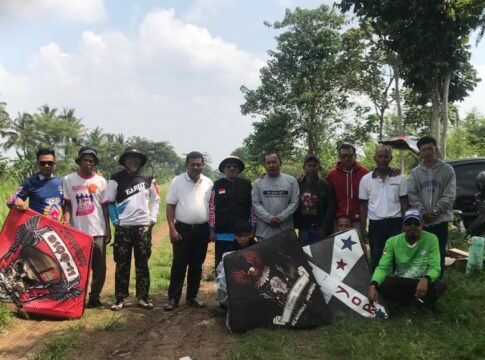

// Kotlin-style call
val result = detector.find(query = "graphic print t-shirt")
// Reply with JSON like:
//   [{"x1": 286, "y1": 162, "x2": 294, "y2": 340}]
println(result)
[{"x1": 63, "y1": 172, "x2": 108, "y2": 236}]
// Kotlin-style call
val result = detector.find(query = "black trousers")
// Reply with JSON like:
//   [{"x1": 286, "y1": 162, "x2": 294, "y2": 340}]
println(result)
[
  {"x1": 369, "y1": 218, "x2": 403, "y2": 272},
  {"x1": 168, "y1": 222, "x2": 209, "y2": 303},
  {"x1": 424, "y1": 222, "x2": 448, "y2": 276},
  {"x1": 379, "y1": 276, "x2": 447, "y2": 308},
  {"x1": 215, "y1": 240, "x2": 237, "y2": 269}
]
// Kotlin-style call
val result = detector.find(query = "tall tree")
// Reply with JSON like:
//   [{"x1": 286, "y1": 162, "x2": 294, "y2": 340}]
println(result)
[
  {"x1": 241, "y1": 5, "x2": 362, "y2": 156},
  {"x1": 339, "y1": 0, "x2": 482, "y2": 158}
]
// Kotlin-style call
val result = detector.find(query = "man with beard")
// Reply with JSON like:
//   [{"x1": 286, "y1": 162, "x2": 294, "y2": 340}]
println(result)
[
  {"x1": 252, "y1": 152, "x2": 299, "y2": 241},
  {"x1": 108, "y1": 148, "x2": 160, "y2": 311},
  {"x1": 359, "y1": 145, "x2": 408, "y2": 271},
  {"x1": 164, "y1": 151, "x2": 213, "y2": 311},
  {"x1": 7, "y1": 148, "x2": 64, "y2": 221},
  {"x1": 368, "y1": 209, "x2": 446, "y2": 311},
  {"x1": 63, "y1": 147, "x2": 111, "y2": 308},
  {"x1": 209, "y1": 156, "x2": 254, "y2": 268},
  {"x1": 294, "y1": 154, "x2": 336, "y2": 246}
]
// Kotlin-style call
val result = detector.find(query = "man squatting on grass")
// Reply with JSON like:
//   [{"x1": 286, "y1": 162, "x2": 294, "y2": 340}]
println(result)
[
  {"x1": 63, "y1": 147, "x2": 111, "y2": 308},
  {"x1": 368, "y1": 209, "x2": 446, "y2": 311},
  {"x1": 108, "y1": 148, "x2": 160, "y2": 311}
]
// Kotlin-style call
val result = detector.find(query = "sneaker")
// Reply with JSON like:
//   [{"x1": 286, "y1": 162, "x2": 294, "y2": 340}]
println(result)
[
  {"x1": 164, "y1": 298, "x2": 178, "y2": 311},
  {"x1": 87, "y1": 298, "x2": 103, "y2": 309},
  {"x1": 186, "y1": 298, "x2": 206, "y2": 308},
  {"x1": 111, "y1": 300, "x2": 124, "y2": 311},
  {"x1": 137, "y1": 298, "x2": 154, "y2": 310}
]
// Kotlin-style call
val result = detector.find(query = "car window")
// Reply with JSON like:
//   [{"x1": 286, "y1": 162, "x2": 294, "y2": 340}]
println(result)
[{"x1": 454, "y1": 163, "x2": 485, "y2": 186}]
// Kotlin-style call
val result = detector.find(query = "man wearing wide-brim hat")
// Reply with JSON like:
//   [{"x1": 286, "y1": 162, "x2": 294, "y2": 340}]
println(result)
[
  {"x1": 63, "y1": 146, "x2": 111, "y2": 308},
  {"x1": 209, "y1": 155, "x2": 255, "y2": 268},
  {"x1": 107, "y1": 147, "x2": 160, "y2": 311}
]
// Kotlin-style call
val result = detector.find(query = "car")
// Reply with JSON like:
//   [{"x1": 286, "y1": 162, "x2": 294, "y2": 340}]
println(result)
[{"x1": 380, "y1": 136, "x2": 485, "y2": 229}]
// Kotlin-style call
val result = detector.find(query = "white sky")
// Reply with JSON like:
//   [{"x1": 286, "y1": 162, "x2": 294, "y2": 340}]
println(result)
[{"x1": 0, "y1": 0, "x2": 484, "y2": 166}]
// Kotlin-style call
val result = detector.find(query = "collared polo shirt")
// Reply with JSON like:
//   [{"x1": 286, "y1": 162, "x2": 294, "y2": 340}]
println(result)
[
  {"x1": 166, "y1": 172, "x2": 213, "y2": 225},
  {"x1": 359, "y1": 170, "x2": 407, "y2": 220}
]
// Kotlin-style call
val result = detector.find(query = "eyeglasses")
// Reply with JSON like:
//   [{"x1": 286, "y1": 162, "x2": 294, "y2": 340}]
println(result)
[
  {"x1": 38, "y1": 161, "x2": 55, "y2": 167},
  {"x1": 339, "y1": 154, "x2": 354, "y2": 159},
  {"x1": 404, "y1": 220, "x2": 421, "y2": 227}
]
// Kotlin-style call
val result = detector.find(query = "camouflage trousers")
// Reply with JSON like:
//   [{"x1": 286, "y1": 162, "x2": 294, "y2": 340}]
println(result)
[{"x1": 113, "y1": 225, "x2": 152, "y2": 300}]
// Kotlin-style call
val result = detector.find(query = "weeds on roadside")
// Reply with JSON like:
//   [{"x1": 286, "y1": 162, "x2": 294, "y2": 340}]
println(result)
[
  {"x1": 30, "y1": 323, "x2": 85, "y2": 360},
  {"x1": 93, "y1": 313, "x2": 123, "y2": 332}
]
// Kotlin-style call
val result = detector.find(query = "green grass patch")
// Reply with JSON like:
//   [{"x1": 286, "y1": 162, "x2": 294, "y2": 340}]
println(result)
[
  {"x1": 92, "y1": 313, "x2": 123, "y2": 332},
  {"x1": 30, "y1": 323, "x2": 85, "y2": 360},
  {"x1": 230, "y1": 267, "x2": 485, "y2": 360},
  {"x1": 148, "y1": 235, "x2": 172, "y2": 292},
  {"x1": 0, "y1": 303, "x2": 13, "y2": 331}
]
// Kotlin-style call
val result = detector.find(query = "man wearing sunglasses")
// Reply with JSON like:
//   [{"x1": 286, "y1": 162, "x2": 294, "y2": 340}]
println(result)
[
  {"x1": 7, "y1": 148, "x2": 64, "y2": 221},
  {"x1": 368, "y1": 209, "x2": 446, "y2": 311},
  {"x1": 326, "y1": 144, "x2": 369, "y2": 235}
]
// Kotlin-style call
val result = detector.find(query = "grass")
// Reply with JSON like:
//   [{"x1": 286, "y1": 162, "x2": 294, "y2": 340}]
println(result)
[
  {"x1": 230, "y1": 234, "x2": 485, "y2": 360},
  {"x1": 29, "y1": 323, "x2": 86, "y2": 360}
]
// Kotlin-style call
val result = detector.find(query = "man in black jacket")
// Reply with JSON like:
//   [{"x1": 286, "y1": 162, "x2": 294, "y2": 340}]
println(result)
[
  {"x1": 209, "y1": 156, "x2": 254, "y2": 268},
  {"x1": 294, "y1": 154, "x2": 336, "y2": 246}
]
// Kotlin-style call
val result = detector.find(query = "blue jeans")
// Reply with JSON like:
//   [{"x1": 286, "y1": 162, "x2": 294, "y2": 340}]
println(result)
[{"x1": 298, "y1": 228, "x2": 319, "y2": 247}]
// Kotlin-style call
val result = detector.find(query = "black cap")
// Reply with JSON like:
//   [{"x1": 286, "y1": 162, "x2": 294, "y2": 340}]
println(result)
[
  {"x1": 76, "y1": 146, "x2": 99, "y2": 166},
  {"x1": 119, "y1": 147, "x2": 147, "y2": 167},
  {"x1": 303, "y1": 154, "x2": 321, "y2": 164}
]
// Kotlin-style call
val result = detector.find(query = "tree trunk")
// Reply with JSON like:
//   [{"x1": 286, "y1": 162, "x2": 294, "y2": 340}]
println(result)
[
  {"x1": 392, "y1": 59, "x2": 404, "y2": 170},
  {"x1": 308, "y1": 103, "x2": 318, "y2": 155},
  {"x1": 439, "y1": 74, "x2": 451, "y2": 159},
  {"x1": 431, "y1": 80, "x2": 441, "y2": 142}
]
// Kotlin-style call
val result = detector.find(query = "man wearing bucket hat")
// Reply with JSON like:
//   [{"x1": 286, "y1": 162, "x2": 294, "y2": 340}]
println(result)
[
  {"x1": 368, "y1": 208, "x2": 446, "y2": 311},
  {"x1": 107, "y1": 147, "x2": 160, "y2": 311},
  {"x1": 63, "y1": 146, "x2": 111, "y2": 308},
  {"x1": 209, "y1": 155, "x2": 255, "y2": 268}
]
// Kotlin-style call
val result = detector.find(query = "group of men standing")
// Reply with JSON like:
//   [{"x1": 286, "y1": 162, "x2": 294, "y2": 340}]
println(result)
[{"x1": 6, "y1": 134, "x2": 455, "y2": 313}]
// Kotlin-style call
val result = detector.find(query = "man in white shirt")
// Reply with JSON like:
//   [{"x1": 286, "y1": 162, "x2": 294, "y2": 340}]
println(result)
[
  {"x1": 164, "y1": 151, "x2": 213, "y2": 311},
  {"x1": 359, "y1": 145, "x2": 408, "y2": 272},
  {"x1": 63, "y1": 147, "x2": 111, "y2": 308}
]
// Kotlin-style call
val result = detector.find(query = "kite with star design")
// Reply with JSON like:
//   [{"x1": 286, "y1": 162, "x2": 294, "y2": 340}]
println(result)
[{"x1": 303, "y1": 229, "x2": 388, "y2": 319}]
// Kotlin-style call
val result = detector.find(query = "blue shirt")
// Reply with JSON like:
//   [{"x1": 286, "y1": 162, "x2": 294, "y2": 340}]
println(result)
[{"x1": 7, "y1": 173, "x2": 64, "y2": 221}]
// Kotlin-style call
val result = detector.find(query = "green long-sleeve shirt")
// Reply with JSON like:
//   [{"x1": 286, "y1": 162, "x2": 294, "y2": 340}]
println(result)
[{"x1": 371, "y1": 230, "x2": 441, "y2": 285}]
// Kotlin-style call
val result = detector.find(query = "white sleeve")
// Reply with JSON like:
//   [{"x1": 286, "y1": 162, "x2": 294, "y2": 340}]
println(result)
[
  {"x1": 165, "y1": 177, "x2": 178, "y2": 205},
  {"x1": 107, "y1": 179, "x2": 118, "y2": 202},
  {"x1": 149, "y1": 178, "x2": 161, "y2": 223},
  {"x1": 359, "y1": 175, "x2": 369, "y2": 200}
]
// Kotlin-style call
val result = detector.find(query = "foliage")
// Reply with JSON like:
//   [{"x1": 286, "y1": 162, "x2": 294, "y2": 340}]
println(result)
[
  {"x1": 230, "y1": 264, "x2": 485, "y2": 360},
  {"x1": 447, "y1": 110, "x2": 485, "y2": 158},
  {"x1": 241, "y1": 5, "x2": 372, "y2": 159}
]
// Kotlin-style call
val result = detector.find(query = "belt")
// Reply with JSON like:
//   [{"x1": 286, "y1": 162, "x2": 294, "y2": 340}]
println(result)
[{"x1": 176, "y1": 221, "x2": 208, "y2": 229}]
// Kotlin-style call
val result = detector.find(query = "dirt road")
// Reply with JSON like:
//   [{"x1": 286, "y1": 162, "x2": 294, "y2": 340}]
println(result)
[{"x1": 0, "y1": 223, "x2": 234, "y2": 360}]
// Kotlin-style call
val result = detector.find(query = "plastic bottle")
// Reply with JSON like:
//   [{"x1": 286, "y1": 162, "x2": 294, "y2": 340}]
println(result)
[{"x1": 466, "y1": 236, "x2": 484, "y2": 274}]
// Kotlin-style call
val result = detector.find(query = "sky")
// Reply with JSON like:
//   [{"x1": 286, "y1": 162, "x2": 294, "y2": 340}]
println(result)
[{"x1": 1, "y1": 0, "x2": 485, "y2": 167}]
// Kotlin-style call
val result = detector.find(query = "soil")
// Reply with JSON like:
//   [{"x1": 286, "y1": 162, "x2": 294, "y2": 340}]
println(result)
[{"x1": 0, "y1": 223, "x2": 235, "y2": 360}]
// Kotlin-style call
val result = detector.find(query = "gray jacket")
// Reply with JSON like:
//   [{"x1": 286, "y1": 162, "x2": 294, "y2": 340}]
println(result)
[
  {"x1": 407, "y1": 159, "x2": 456, "y2": 225},
  {"x1": 252, "y1": 173, "x2": 299, "y2": 240}
]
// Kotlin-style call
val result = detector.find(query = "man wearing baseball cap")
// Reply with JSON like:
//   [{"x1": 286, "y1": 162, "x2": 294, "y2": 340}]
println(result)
[
  {"x1": 63, "y1": 146, "x2": 111, "y2": 308},
  {"x1": 368, "y1": 209, "x2": 446, "y2": 311}
]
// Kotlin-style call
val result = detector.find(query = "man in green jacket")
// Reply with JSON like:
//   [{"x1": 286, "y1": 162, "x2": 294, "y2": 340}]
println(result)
[{"x1": 368, "y1": 209, "x2": 446, "y2": 310}]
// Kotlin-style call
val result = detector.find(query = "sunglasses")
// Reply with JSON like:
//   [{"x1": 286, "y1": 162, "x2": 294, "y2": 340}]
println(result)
[
  {"x1": 404, "y1": 220, "x2": 421, "y2": 227},
  {"x1": 339, "y1": 154, "x2": 354, "y2": 159},
  {"x1": 38, "y1": 161, "x2": 55, "y2": 167}
]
